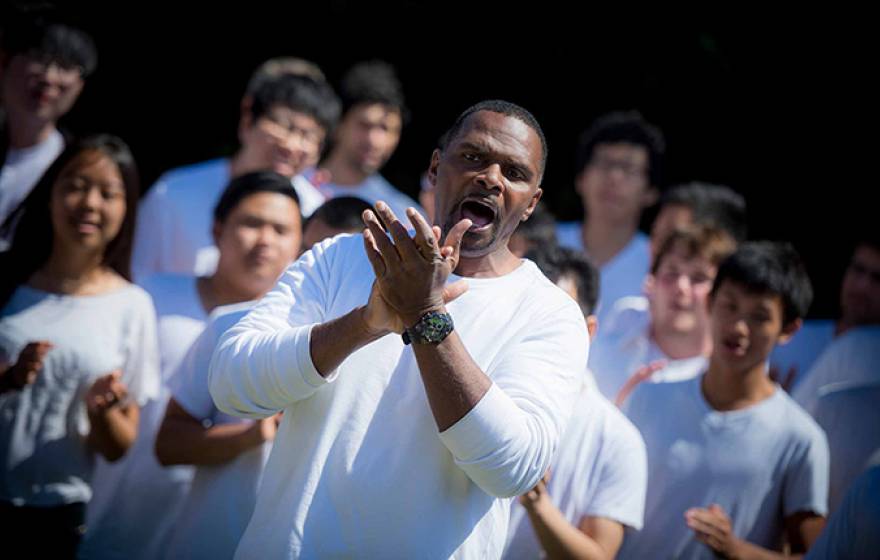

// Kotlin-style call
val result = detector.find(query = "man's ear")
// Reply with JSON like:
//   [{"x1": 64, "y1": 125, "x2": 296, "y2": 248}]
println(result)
[
  {"x1": 427, "y1": 149, "x2": 441, "y2": 187},
  {"x1": 643, "y1": 274, "x2": 655, "y2": 299},
  {"x1": 521, "y1": 188, "x2": 543, "y2": 222},
  {"x1": 238, "y1": 109, "x2": 254, "y2": 146},
  {"x1": 777, "y1": 318, "x2": 803, "y2": 346},
  {"x1": 212, "y1": 221, "x2": 223, "y2": 245}
]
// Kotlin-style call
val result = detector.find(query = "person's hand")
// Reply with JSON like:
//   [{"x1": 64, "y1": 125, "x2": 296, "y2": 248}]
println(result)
[
  {"x1": 614, "y1": 360, "x2": 667, "y2": 407},
  {"x1": 254, "y1": 412, "x2": 283, "y2": 443},
  {"x1": 85, "y1": 370, "x2": 129, "y2": 417},
  {"x1": 519, "y1": 468, "x2": 552, "y2": 511},
  {"x1": 5, "y1": 341, "x2": 53, "y2": 389},
  {"x1": 685, "y1": 504, "x2": 744, "y2": 559},
  {"x1": 361, "y1": 201, "x2": 471, "y2": 331}
]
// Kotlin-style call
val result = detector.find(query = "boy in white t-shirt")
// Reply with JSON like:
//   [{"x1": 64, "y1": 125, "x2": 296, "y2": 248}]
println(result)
[
  {"x1": 621, "y1": 242, "x2": 829, "y2": 559},
  {"x1": 591, "y1": 225, "x2": 736, "y2": 403},
  {"x1": 506, "y1": 245, "x2": 647, "y2": 560}
]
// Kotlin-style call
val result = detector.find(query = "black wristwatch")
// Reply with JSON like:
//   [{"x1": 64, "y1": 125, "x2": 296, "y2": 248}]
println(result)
[{"x1": 402, "y1": 310, "x2": 454, "y2": 345}]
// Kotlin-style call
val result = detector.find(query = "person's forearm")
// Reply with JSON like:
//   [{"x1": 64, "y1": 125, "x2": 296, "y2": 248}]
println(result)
[
  {"x1": 88, "y1": 405, "x2": 138, "y2": 461},
  {"x1": 310, "y1": 306, "x2": 387, "y2": 377},
  {"x1": 525, "y1": 501, "x2": 614, "y2": 560},
  {"x1": 155, "y1": 417, "x2": 262, "y2": 466},
  {"x1": 733, "y1": 542, "x2": 802, "y2": 560}
]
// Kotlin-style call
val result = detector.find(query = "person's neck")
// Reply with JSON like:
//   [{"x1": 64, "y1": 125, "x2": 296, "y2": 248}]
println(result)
[
  {"x1": 30, "y1": 246, "x2": 107, "y2": 294},
  {"x1": 198, "y1": 273, "x2": 259, "y2": 314},
  {"x1": 6, "y1": 114, "x2": 56, "y2": 150},
  {"x1": 651, "y1": 323, "x2": 712, "y2": 360},
  {"x1": 701, "y1": 358, "x2": 776, "y2": 412},
  {"x1": 229, "y1": 150, "x2": 265, "y2": 179},
  {"x1": 321, "y1": 151, "x2": 369, "y2": 187},
  {"x1": 582, "y1": 216, "x2": 638, "y2": 266},
  {"x1": 455, "y1": 247, "x2": 522, "y2": 279}
]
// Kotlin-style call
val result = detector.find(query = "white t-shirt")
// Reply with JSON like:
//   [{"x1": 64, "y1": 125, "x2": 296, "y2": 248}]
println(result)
[
  {"x1": 209, "y1": 234, "x2": 588, "y2": 559},
  {"x1": 0, "y1": 130, "x2": 64, "y2": 248},
  {"x1": 805, "y1": 465, "x2": 880, "y2": 560},
  {"x1": 316, "y1": 173, "x2": 423, "y2": 220},
  {"x1": 812, "y1": 381, "x2": 880, "y2": 514},
  {"x1": 503, "y1": 384, "x2": 647, "y2": 559},
  {"x1": 620, "y1": 375, "x2": 829, "y2": 559},
  {"x1": 769, "y1": 319, "x2": 836, "y2": 391},
  {"x1": 556, "y1": 222, "x2": 650, "y2": 326},
  {"x1": 0, "y1": 284, "x2": 160, "y2": 507},
  {"x1": 588, "y1": 296, "x2": 707, "y2": 400},
  {"x1": 131, "y1": 158, "x2": 322, "y2": 281},
  {"x1": 792, "y1": 326, "x2": 880, "y2": 415},
  {"x1": 80, "y1": 274, "x2": 208, "y2": 560},
  {"x1": 165, "y1": 301, "x2": 269, "y2": 560}
]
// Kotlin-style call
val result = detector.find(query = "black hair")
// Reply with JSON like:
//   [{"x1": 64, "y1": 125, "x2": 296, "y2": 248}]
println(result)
[
  {"x1": 1, "y1": 7, "x2": 98, "y2": 77},
  {"x1": 659, "y1": 182, "x2": 748, "y2": 243},
  {"x1": 339, "y1": 60, "x2": 408, "y2": 123},
  {"x1": 249, "y1": 74, "x2": 341, "y2": 136},
  {"x1": 514, "y1": 201, "x2": 557, "y2": 247},
  {"x1": 307, "y1": 196, "x2": 372, "y2": 232},
  {"x1": 0, "y1": 134, "x2": 139, "y2": 309},
  {"x1": 213, "y1": 171, "x2": 300, "y2": 224},
  {"x1": 440, "y1": 99, "x2": 548, "y2": 180},
  {"x1": 574, "y1": 111, "x2": 665, "y2": 187},
  {"x1": 711, "y1": 241, "x2": 813, "y2": 325},
  {"x1": 527, "y1": 244, "x2": 600, "y2": 316}
]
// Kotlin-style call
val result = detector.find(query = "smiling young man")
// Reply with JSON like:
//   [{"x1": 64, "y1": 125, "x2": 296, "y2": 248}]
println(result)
[
  {"x1": 209, "y1": 100, "x2": 587, "y2": 559},
  {"x1": 620, "y1": 242, "x2": 829, "y2": 560}
]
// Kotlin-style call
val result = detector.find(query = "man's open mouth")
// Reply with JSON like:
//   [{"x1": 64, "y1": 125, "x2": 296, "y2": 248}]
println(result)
[{"x1": 459, "y1": 199, "x2": 497, "y2": 231}]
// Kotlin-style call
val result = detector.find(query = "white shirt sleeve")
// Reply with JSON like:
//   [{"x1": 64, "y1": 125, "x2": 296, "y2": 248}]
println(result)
[
  {"x1": 208, "y1": 239, "x2": 339, "y2": 419},
  {"x1": 121, "y1": 288, "x2": 161, "y2": 406},
  {"x1": 438, "y1": 302, "x2": 586, "y2": 498},
  {"x1": 170, "y1": 322, "x2": 218, "y2": 421}
]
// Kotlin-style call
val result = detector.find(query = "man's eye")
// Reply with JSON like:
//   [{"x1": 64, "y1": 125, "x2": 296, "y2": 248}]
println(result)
[
  {"x1": 462, "y1": 153, "x2": 481, "y2": 162},
  {"x1": 507, "y1": 168, "x2": 525, "y2": 181}
]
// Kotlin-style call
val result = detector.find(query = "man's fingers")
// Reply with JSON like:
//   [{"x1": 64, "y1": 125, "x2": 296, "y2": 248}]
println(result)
[
  {"x1": 442, "y1": 218, "x2": 472, "y2": 268},
  {"x1": 441, "y1": 280, "x2": 469, "y2": 304},
  {"x1": 363, "y1": 209, "x2": 400, "y2": 264},
  {"x1": 374, "y1": 202, "x2": 419, "y2": 259},
  {"x1": 407, "y1": 207, "x2": 441, "y2": 260},
  {"x1": 362, "y1": 229, "x2": 387, "y2": 276}
]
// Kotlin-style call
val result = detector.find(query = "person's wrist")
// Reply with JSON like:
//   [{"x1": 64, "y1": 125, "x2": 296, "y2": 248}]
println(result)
[
  {"x1": 357, "y1": 305, "x2": 391, "y2": 339},
  {"x1": 401, "y1": 303, "x2": 446, "y2": 330}
]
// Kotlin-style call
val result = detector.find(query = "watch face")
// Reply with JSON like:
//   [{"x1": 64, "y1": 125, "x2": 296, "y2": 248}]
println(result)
[{"x1": 412, "y1": 311, "x2": 454, "y2": 343}]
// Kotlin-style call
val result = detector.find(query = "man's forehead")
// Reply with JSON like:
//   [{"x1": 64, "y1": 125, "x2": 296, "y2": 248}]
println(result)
[{"x1": 452, "y1": 111, "x2": 542, "y2": 165}]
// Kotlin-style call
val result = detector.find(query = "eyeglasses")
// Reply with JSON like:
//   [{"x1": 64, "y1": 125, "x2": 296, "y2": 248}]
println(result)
[
  {"x1": 258, "y1": 114, "x2": 324, "y2": 150},
  {"x1": 588, "y1": 155, "x2": 647, "y2": 180},
  {"x1": 23, "y1": 51, "x2": 85, "y2": 87}
]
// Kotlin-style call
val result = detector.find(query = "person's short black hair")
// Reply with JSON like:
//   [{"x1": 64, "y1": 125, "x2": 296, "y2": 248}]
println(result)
[
  {"x1": 660, "y1": 182, "x2": 748, "y2": 243},
  {"x1": 514, "y1": 201, "x2": 557, "y2": 247},
  {"x1": 339, "y1": 60, "x2": 408, "y2": 122},
  {"x1": 1, "y1": 7, "x2": 97, "y2": 77},
  {"x1": 440, "y1": 99, "x2": 548, "y2": 181},
  {"x1": 711, "y1": 241, "x2": 813, "y2": 325},
  {"x1": 249, "y1": 74, "x2": 341, "y2": 135},
  {"x1": 527, "y1": 244, "x2": 600, "y2": 316},
  {"x1": 307, "y1": 196, "x2": 372, "y2": 232},
  {"x1": 575, "y1": 111, "x2": 665, "y2": 186},
  {"x1": 213, "y1": 171, "x2": 300, "y2": 224}
]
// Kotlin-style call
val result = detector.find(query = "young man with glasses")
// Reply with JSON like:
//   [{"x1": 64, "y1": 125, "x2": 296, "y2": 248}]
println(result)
[
  {"x1": 0, "y1": 10, "x2": 97, "y2": 246},
  {"x1": 131, "y1": 66, "x2": 340, "y2": 281},
  {"x1": 557, "y1": 111, "x2": 665, "y2": 324}
]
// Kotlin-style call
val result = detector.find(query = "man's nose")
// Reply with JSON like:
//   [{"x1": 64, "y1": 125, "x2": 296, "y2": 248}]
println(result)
[{"x1": 475, "y1": 163, "x2": 504, "y2": 193}]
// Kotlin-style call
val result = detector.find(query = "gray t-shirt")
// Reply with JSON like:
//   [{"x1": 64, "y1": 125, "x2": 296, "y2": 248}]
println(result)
[
  {"x1": 620, "y1": 375, "x2": 829, "y2": 559},
  {"x1": 0, "y1": 284, "x2": 160, "y2": 506}
]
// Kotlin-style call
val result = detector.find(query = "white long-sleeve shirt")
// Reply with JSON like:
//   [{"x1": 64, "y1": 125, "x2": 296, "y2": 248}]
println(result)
[{"x1": 209, "y1": 234, "x2": 587, "y2": 559}]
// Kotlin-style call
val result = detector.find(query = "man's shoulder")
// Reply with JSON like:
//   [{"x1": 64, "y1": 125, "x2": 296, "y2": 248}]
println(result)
[
  {"x1": 578, "y1": 389, "x2": 645, "y2": 451},
  {"x1": 771, "y1": 390, "x2": 828, "y2": 444}
]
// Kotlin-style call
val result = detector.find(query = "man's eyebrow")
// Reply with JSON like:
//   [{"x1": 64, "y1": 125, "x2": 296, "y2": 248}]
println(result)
[{"x1": 456, "y1": 141, "x2": 537, "y2": 178}]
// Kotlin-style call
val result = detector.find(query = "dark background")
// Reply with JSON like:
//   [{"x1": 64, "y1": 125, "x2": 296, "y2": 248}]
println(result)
[{"x1": 16, "y1": 3, "x2": 874, "y2": 318}]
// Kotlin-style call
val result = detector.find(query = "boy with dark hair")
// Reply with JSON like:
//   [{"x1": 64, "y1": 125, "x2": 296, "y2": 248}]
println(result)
[
  {"x1": 508, "y1": 201, "x2": 558, "y2": 258},
  {"x1": 315, "y1": 60, "x2": 421, "y2": 218},
  {"x1": 131, "y1": 69, "x2": 340, "y2": 281},
  {"x1": 620, "y1": 242, "x2": 829, "y2": 559},
  {"x1": 0, "y1": 7, "x2": 97, "y2": 243},
  {"x1": 505, "y1": 245, "x2": 647, "y2": 560},
  {"x1": 557, "y1": 111, "x2": 665, "y2": 324},
  {"x1": 301, "y1": 196, "x2": 372, "y2": 249}
]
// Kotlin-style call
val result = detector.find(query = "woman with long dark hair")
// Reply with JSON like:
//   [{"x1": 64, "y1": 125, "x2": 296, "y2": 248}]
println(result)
[{"x1": 0, "y1": 134, "x2": 159, "y2": 557}]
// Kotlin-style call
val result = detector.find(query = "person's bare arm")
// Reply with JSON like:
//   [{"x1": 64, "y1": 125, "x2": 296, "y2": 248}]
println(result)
[
  {"x1": 85, "y1": 370, "x2": 138, "y2": 462},
  {"x1": 0, "y1": 341, "x2": 53, "y2": 394},
  {"x1": 686, "y1": 505, "x2": 824, "y2": 559},
  {"x1": 520, "y1": 475, "x2": 625, "y2": 560},
  {"x1": 155, "y1": 398, "x2": 277, "y2": 466}
]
